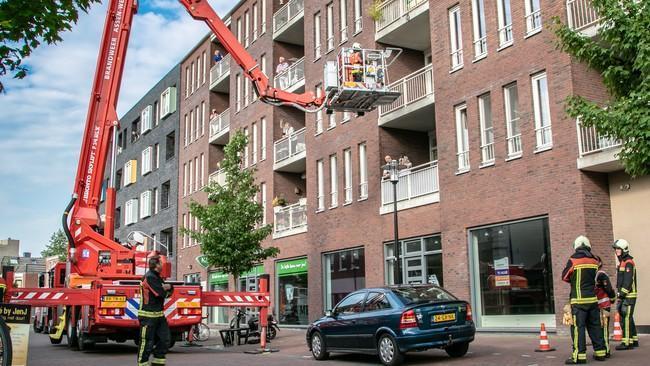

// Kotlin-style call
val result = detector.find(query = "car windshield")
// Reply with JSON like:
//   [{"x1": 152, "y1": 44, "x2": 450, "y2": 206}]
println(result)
[{"x1": 391, "y1": 286, "x2": 456, "y2": 305}]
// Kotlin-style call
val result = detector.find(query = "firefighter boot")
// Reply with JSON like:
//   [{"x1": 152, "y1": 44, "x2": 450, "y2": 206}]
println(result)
[
  {"x1": 565, "y1": 359, "x2": 587, "y2": 364},
  {"x1": 615, "y1": 343, "x2": 633, "y2": 351}
]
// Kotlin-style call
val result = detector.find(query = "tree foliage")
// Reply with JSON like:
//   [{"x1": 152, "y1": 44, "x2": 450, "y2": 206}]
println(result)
[
  {"x1": 41, "y1": 229, "x2": 68, "y2": 261},
  {"x1": 0, "y1": 0, "x2": 100, "y2": 93},
  {"x1": 554, "y1": 0, "x2": 650, "y2": 177},
  {"x1": 185, "y1": 131, "x2": 278, "y2": 278}
]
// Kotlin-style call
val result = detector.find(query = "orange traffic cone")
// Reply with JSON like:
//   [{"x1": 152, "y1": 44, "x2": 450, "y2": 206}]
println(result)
[
  {"x1": 535, "y1": 323, "x2": 556, "y2": 352},
  {"x1": 612, "y1": 313, "x2": 623, "y2": 341}
]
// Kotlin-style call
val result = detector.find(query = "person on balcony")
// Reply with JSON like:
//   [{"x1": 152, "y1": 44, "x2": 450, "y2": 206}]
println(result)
[
  {"x1": 281, "y1": 120, "x2": 294, "y2": 137},
  {"x1": 276, "y1": 57, "x2": 290, "y2": 89},
  {"x1": 209, "y1": 109, "x2": 218, "y2": 121},
  {"x1": 213, "y1": 50, "x2": 223, "y2": 63},
  {"x1": 382, "y1": 155, "x2": 392, "y2": 179}
]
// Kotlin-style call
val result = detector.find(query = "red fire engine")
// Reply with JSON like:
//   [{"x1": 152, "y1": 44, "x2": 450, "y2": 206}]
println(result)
[{"x1": 2, "y1": 0, "x2": 400, "y2": 350}]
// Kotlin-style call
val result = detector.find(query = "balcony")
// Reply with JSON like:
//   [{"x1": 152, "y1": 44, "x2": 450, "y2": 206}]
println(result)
[
  {"x1": 375, "y1": 0, "x2": 431, "y2": 51},
  {"x1": 274, "y1": 57, "x2": 305, "y2": 94},
  {"x1": 273, "y1": 198, "x2": 307, "y2": 239},
  {"x1": 273, "y1": 0, "x2": 304, "y2": 46},
  {"x1": 576, "y1": 120, "x2": 622, "y2": 172},
  {"x1": 208, "y1": 169, "x2": 226, "y2": 186},
  {"x1": 380, "y1": 161, "x2": 439, "y2": 214},
  {"x1": 273, "y1": 127, "x2": 306, "y2": 172},
  {"x1": 378, "y1": 65, "x2": 435, "y2": 131},
  {"x1": 209, "y1": 109, "x2": 230, "y2": 145},
  {"x1": 209, "y1": 54, "x2": 231, "y2": 93},
  {"x1": 566, "y1": 0, "x2": 601, "y2": 37}
]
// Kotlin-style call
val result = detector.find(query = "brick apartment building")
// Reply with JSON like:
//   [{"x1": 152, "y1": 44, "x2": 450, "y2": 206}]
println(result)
[
  {"x1": 170, "y1": 0, "x2": 648, "y2": 331},
  {"x1": 100, "y1": 65, "x2": 181, "y2": 277}
]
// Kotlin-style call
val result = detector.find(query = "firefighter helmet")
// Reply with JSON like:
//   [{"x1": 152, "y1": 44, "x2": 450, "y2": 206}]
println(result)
[
  {"x1": 612, "y1": 239, "x2": 630, "y2": 253},
  {"x1": 574, "y1": 235, "x2": 591, "y2": 250}
]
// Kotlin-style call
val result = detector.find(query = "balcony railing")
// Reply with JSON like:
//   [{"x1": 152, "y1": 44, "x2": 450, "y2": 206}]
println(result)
[
  {"x1": 381, "y1": 161, "x2": 439, "y2": 206},
  {"x1": 274, "y1": 57, "x2": 305, "y2": 90},
  {"x1": 498, "y1": 24, "x2": 513, "y2": 46},
  {"x1": 273, "y1": 0, "x2": 304, "y2": 33},
  {"x1": 379, "y1": 65, "x2": 434, "y2": 116},
  {"x1": 577, "y1": 120, "x2": 621, "y2": 156},
  {"x1": 209, "y1": 109, "x2": 230, "y2": 138},
  {"x1": 375, "y1": 0, "x2": 428, "y2": 34},
  {"x1": 567, "y1": 0, "x2": 601, "y2": 31},
  {"x1": 274, "y1": 127, "x2": 306, "y2": 164},
  {"x1": 210, "y1": 54, "x2": 231, "y2": 85},
  {"x1": 274, "y1": 199, "x2": 307, "y2": 235},
  {"x1": 525, "y1": 9, "x2": 542, "y2": 34},
  {"x1": 507, "y1": 133, "x2": 522, "y2": 158},
  {"x1": 208, "y1": 169, "x2": 226, "y2": 186}
]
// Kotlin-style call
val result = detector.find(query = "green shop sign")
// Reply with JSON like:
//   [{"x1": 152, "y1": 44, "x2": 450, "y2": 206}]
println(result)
[
  {"x1": 209, "y1": 271, "x2": 229, "y2": 285},
  {"x1": 196, "y1": 255, "x2": 210, "y2": 268},
  {"x1": 241, "y1": 265, "x2": 265, "y2": 277},
  {"x1": 276, "y1": 258, "x2": 308, "y2": 277}
]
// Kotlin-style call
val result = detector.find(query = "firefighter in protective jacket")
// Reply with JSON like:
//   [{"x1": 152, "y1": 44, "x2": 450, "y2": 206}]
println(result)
[
  {"x1": 613, "y1": 239, "x2": 638, "y2": 350},
  {"x1": 595, "y1": 256, "x2": 616, "y2": 357},
  {"x1": 138, "y1": 256, "x2": 172, "y2": 366},
  {"x1": 562, "y1": 236, "x2": 607, "y2": 364}
]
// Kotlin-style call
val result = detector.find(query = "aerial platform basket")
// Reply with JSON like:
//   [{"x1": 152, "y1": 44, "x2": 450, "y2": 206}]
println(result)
[{"x1": 324, "y1": 47, "x2": 402, "y2": 114}]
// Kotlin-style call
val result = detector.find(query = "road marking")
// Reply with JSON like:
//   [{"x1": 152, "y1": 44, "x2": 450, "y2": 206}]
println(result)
[
  {"x1": 492, "y1": 352, "x2": 502, "y2": 356},
  {"x1": 521, "y1": 354, "x2": 531, "y2": 357}
]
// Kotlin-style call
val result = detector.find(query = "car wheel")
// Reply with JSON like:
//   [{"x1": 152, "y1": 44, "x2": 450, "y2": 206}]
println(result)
[
  {"x1": 445, "y1": 341, "x2": 469, "y2": 358},
  {"x1": 310, "y1": 332, "x2": 329, "y2": 360},
  {"x1": 76, "y1": 319, "x2": 95, "y2": 351},
  {"x1": 378, "y1": 334, "x2": 404, "y2": 366}
]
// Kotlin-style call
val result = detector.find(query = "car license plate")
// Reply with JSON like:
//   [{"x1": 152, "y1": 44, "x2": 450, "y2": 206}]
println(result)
[
  {"x1": 102, "y1": 295, "x2": 126, "y2": 302},
  {"x1": 432, "y1": 313, "x2": 456, "y2": 323}
]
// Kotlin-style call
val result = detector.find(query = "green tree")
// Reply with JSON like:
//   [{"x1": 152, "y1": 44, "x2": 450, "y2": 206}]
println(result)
[
  {"x1": 41, "y1": 229, "x2": 68, "y2": 261},
  {"x1": 0, "y1": 0, "x2": 100, "y2": 92},
  {"x1": 185, "y1": 131, "x2": 278, "y2": 277},
  {"x1": 554, "y1": 0, "x2": 650, "y2": 177}
]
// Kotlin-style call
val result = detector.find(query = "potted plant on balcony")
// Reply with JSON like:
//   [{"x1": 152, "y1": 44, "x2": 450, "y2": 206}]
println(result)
[
  {"x1": 369, "y1": 0, "x2": 384, "y2": 22},
  {"x1": 272, "y1": 196, "x2": 287, "y2": 208}
]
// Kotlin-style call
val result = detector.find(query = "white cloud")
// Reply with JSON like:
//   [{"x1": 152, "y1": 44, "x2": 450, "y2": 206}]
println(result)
[{"x1": 0, "y1": 0, "x2": 239, "y2": 255}]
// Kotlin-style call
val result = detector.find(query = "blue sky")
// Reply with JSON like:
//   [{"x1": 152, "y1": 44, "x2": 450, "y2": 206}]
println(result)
[{"x1": 0, "y1": 0, "x2": 238, "y2": 255}]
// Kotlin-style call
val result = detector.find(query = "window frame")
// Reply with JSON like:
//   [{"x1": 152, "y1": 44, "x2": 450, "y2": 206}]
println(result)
[
  {"x1": 531, "y1": 72, "x2": 552, "y2": 150},
  {"x1": 478, "y1": 93, "x2": 495, "y2": 166},
  {"x1": 329, "y1": 154, "x2": 338, "y2": 208},
  {"x1": 455, "y1": 104, "x2": 470, "y2": 173},
  {"x1": 449, "y1": 5, "x2": 464, "y2": 71},
  {"x1": 496, "y1": 0, "x2": 513, "y2": 48},
  {"x1": 317, "y1": 159, "x2": 325, "y2": 211},
  {"x1": 471, "y1": 0, "x2": 487, "y2": 60},
  {"x1": 503, "y1": 83, "x2": 522, "y2": 159}
]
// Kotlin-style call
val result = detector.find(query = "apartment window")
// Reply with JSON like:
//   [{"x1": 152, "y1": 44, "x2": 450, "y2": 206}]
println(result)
[
  {"x1": 342, "y1": 111, "x2": 351, "y2": 123},
  {"x1": 141, "y1": 105, "x2": 153, "y2": 134},
  {"x1": 497, "y1": 0, "x2": 513, "y2": 47},
  {"x1": 359, "y1": 142, "x2": 368, "y2": 199},
  {"x1": 244, "y1": 127, "x2": 249, "y2": 167},
  {"x1": 449, "y1": 5, "x2": 463, "y2": 70},
  {"x1": 340, "y1": 0, "x2": 348, "y2": 43},
  {"x1": 261, "y1": 182, "x2": 267, "y2": 225},
  {"x1": 384, "y1": 235, "x2": 442, "y2": 286},
  {"x1": 131, "y1": 119, "x2": 141, "y2": 142},
  {"x1": 202, "y1": 51, "x2": 207, "y2": 84},
  {"x1": 195, "y1": 105, "x2": 200, "y2": 140},
  {"x1": 525, "y1": 0, "x2": 542, "y2": 35},
  {"x1": 261, "y1": 54, "x2": 267, "y2": 75},
  {"x1": 183, "y1": 163, "x2": 188, "y2": 196},
  {"x1": 326, "y1": 3, "x2": 334, "y2": 52},
  {"x1": 316, "y1": 85, "x2": 323, "y2": 134},
  {"x1": 317, "y1": 160, "x2": 325, "y2": 211},
  {"x1": 115, "y1": 207, "x2": 121, "y2": 229},
  {"x1": 261, "y1": 0, "x2": 267, "y2": 33},
  {"x1": 478, "y1": 94, "x2": 495, "y2": 165},
  {"x1": 161, "y1": 181, "x2": 171, "y2": 209},
  {"x1": 503, "y1": 83, "x2": 521, "y2": 158},
  {"x1": 344, "y1": 148, "x2": 352, "y2": 204},
  {"x1": 153, "y1": 143, "x2": 160, "y2": 170},
  {"x1": 253, "y1": 3, "x2": 259, "y2": 40},
  {"x1": 183, "y1": 114, "x2": 189, "y2": 146},
  {"x1": 237, "y1": 17, "x2": 242, "y2": 43},
  {"x1": 124, "y1": 160, "x2": 136, "y2": 186},
  {"x1": 236, "y1": 74, "x2": 242, "y2": 112},
  {"x1": 115, "y1": 169, "x2": 123, "y2": 191},
  {"x1": 244, "y1": 79, "x2": 250, "y2": 107},
  {"x1": 455, "y1": 104, "x2": 470, "y2": 172},
  {"x1": 191, "y1": 62, "x2": 195, "y2": 93},
  {"x1": 140, "y1": 190, "x2": 152, "y2": 219},
  {"x1": 328, "y1": 112, "x2": 336, "y2": 130},
  {"x1": 160, "y1": 86, "x2": 176, "y2": 118},
  {"x1": 182, "y1": 214, "x2": 187, "y2": 248},
  {"x1": 185, "y1": 66, "x2": 190, "y2": 97},
  {"x1": 314, "y1": 12, "x2": 322, "y2": 59},
  {"x1": 141, "y1": 146, "x2": 153, "y2": 175},
  {"x1": 189, "y1": 110, "x2": 195, "y2": 142},
  {"x1": 471, "y1": 0, "x2": 487, "y2": 59},
  {"x1": 353, "y1": 0, "x2": 362, "y2": 34},
  {"x1": 196, "y1": 56, "x2": 201, "y2": 90},
  {"x1": 153, "y1": 187, "x2": 159, "y2": 215},
  {"x1": 330, "y1": 154, "x2": 338, "y2": 208},
  {"x1": 201, "y1": 101, "x2": 206, "y2": 136},
  {"x1": 532, "y1": 72, "x2": 552, "y2": 150},
  {"x1": 252, "y1": 122, "x2": 258, "y2": 164},
  {"x1": 200, "y1": 153, "x2": 205, "y2": 187},
  {"x1": 125, "y1": 198, "x2": 139, "y2": 226},
  {"x1": 189, "y1": 160, "x2": 195, "y2": 194},
  {"x1": 261, "y1": 118, "x2": 267, "y2": 160},
  {"x1": 194, "y1": 156, "x2": 199, "y2": 192},
  {"x1": 166, "y1": 131, "x2": 175, "y2": 160},
  {"x1": 244, "y1": 10, "x2": 250, "y2": 47}
]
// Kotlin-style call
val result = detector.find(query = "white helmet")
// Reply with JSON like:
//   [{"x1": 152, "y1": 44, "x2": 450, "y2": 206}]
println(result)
[
  {"x1": 574, "y1": 235, "x2": 591, "y2": 250},
  {"x1": 352, "y1": 42, "x2": 362, "y2": 50},
  {"x1": 612, "y1": 239, "x2": 630, "y2": 253}
]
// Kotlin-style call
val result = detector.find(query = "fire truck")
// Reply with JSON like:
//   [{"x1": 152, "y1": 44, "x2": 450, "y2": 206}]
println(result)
[{"x1": 2, "y1": 0, "x2": 401, "y2": 351}]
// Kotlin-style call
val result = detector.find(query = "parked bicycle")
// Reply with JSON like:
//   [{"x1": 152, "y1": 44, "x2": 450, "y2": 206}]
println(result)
[
  {"x1": 229, "y1": 308, "x2": 279, "y2": 342},
  {"x1": 190, "y1": 316, "x2": 211, "y2": 342}
]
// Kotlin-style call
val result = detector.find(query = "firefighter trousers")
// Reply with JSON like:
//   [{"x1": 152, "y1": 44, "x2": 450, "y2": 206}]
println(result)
[
  {"x1": 619, "y1": 301, "x2": 637, "y2": 346},
  {"x1": 138, "y1": 316, "x2": 170, "y2": 366},
  {"x1": 601, "y1": 308, "x2": 610, "y2": 355},
  {"x1": 570, "y1": 304, "x2": 606, "y2": 362}
]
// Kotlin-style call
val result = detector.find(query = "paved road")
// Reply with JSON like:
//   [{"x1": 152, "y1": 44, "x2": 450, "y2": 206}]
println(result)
[{"x1": 26, "y1": 329, "x2": 647, "y2": 365}]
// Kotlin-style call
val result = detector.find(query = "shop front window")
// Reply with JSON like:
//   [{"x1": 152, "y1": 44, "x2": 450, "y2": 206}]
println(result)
[
  {"x1": 384, "y1": 235, "x2": 443, "y2": 286},
  {"x1": 323, "y1": 247, "x2": 365, "y2": 311},
  {"x1": 208, "y1": 271, "x2": 229, "y2": 324},
  {"x1": 469, "y1": 217, "x2": 555, "y2": 329},
  {"x1": 238, "y1": 265, "x2": 265, "y2": 319},
  {"x1": 276, "y1": 258, "x2": 309, "y2": 325}
]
